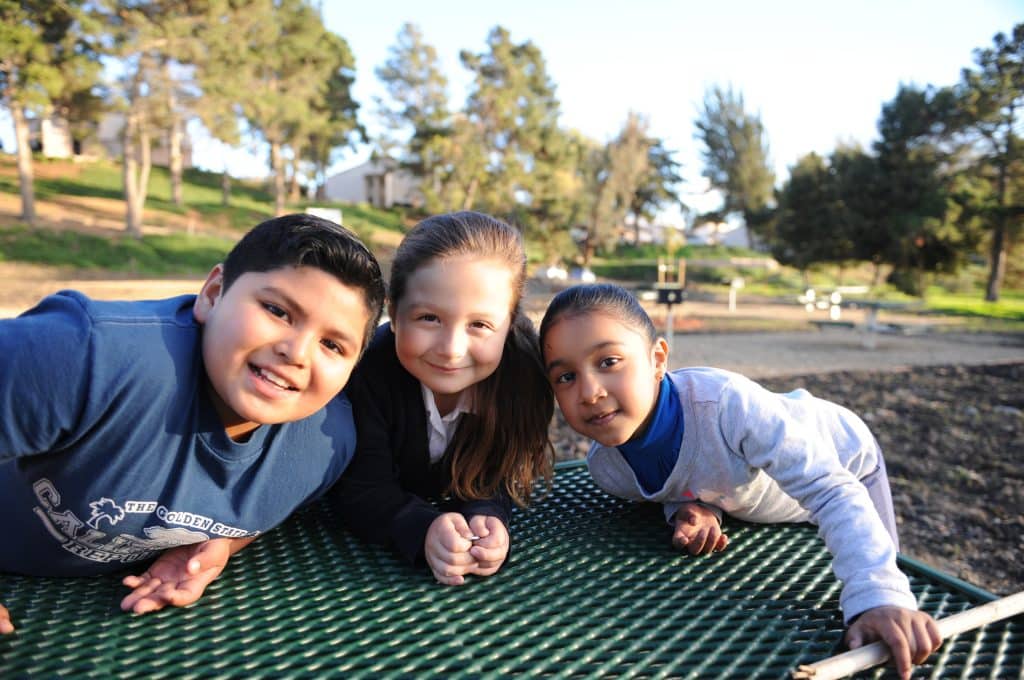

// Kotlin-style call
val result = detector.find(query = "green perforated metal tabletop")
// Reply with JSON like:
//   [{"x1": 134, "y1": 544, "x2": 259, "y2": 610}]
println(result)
[{"x1": 2, "y1": 461, "x2": 1021, "y2": 678}]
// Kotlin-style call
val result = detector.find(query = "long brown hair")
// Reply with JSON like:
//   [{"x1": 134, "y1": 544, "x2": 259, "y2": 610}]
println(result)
[{"x1": 390, "y1": 211, "x2": 553, "y2": 505}]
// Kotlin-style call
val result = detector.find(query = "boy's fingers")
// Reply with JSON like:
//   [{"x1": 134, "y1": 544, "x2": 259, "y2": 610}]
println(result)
[
  {"x1": 0, "y1": 604, "x2": 14, "y2": 634},
  {"x1": 120, "y1": 578, "x2": 163, "y2": 611}
]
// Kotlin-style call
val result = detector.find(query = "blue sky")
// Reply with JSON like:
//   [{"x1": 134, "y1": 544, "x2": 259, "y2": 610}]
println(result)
[{"x1": 2, "y1": 0, "x2": 1019, "y2": 219}]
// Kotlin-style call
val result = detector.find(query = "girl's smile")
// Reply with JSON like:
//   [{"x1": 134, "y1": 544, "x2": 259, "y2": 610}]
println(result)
[
  {"x1": 391, "y1": 255, "x2": 515, "y2": 415},
  {"x1": 543, "y1": 311, "x2": 668, "y2": 447}
]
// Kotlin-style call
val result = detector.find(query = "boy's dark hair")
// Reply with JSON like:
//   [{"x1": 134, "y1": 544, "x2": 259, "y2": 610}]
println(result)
[
  {"x1": 222, "y1": 213, "x2": 385, "y2": 351},
  {"x1": 539, "y1": 283, "x2": 658, "y2": 356},
  {"x1": 391, "y1": 211, "x2": 553, "y2": 506}
]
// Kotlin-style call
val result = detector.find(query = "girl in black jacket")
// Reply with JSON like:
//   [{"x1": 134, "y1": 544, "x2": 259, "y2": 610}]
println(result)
[{"x1": 331, "y1": 211, "x2": 553, "y2": 584}]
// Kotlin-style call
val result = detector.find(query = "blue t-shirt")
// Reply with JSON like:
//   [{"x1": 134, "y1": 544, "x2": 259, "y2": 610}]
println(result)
[
  {"x1": 0, "y1": 291, "x2": 355, "y2": 577},
  {"x1": 618, "y1": 376, "x2": 685, "y2": 494}
]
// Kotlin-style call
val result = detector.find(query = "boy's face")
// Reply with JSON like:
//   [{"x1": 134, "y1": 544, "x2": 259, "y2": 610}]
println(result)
[
  {"x1": 543, "y1": 311, "x2": 668, "y2": 448},
  {"x1": 194, "y1": 264, "x2": 371, "y2": 440}
]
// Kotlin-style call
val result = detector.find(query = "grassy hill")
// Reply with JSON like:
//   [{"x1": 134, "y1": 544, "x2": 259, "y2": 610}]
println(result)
[{"x1": 0, "y1": 155, "x2": 408, "y2": 276}]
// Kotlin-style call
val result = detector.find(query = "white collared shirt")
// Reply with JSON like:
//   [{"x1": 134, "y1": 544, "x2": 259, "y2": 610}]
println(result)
[{"x1": 421, "y1": 384, "x2": 472, "y2": 463}]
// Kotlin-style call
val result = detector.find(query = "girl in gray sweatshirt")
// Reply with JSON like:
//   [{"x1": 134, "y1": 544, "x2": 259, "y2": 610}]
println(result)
[{"x1": 539, "y1": 283, "x2": 941, "y2": 680}]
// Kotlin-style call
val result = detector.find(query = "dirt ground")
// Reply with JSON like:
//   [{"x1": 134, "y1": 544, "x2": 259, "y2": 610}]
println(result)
[{"x1": 2, "y1": 265, "x2": 1022, "y2": 599}]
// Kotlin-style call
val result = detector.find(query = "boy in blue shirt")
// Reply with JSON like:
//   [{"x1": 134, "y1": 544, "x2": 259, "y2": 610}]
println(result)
[{"x1": 0, "y1": 213, "x2": 385, "y2": 634}]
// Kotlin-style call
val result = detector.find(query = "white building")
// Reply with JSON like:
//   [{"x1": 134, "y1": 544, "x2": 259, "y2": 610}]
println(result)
[
  {"x1": 686, "y1": 220, "x2": 751, "y2": 248},
  {"x1": 27, "y1": 112, "x2": 193, "y2": 168},
  {"x1": 324, "y1": 157, "x2": 421, "y2": 208}
]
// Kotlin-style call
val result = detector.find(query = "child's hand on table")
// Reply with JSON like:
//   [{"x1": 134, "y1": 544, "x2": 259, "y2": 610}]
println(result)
[
  {"x1": 467, "y1": 514, "x2": 509, "y2": 577},
  {"x1": 120, "y1": 536, "x2": 252, "y2": 614},
  {"x1": 672, "y1": 503, "x2": 729, "y2": 556},
  {"x1": 425, "y1": 512, "x2": 479, "y2": 586},
  {"x1": 0, "y1": 602, "x2": 13, "y2": 634},
  {"x1": 846, "y1": 606, "x2": 941, "y2": 680}
]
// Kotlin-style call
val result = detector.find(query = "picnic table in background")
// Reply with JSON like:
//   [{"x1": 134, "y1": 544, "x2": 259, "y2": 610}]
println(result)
[{"x1": 2, "y1": 462, "x2": 1022, "y2": 678}]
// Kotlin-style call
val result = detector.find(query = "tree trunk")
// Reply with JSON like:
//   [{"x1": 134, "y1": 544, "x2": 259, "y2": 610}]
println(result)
[
  {"x1": 287, "y1": 156, "x2": 301, "y2": 203},
  {"x1": 169, "y1": 113, "x2": 184, "y2": 207},
  {"x1": 167, "y1": 68, "x2": 184, "y2": 207},
  {"x1": 123, "y1": 108, "x2": 142, "y2": 237},
  {"x1": 871, "y1": 260, "x2": 882, "y2": 288},
  {"x1": 137, "y1": 125, "x2": 152, "y2": 226},
  {"x1": 271, "y1": 140, "x2": 286, "y2": 216},
  {"x1": 11, "y1": 102, "x2": 36, "y2": 226},
  {"x1": 984, "y1": 222, "x2": 1007, "y2": 302},
  {"x1": 221, "y1": 170, "x2": 231, "y2": 207},
  {"x1": 461, "y1": 177, "x2": 478, "y2": 211},
  {"x1": 123, "y1": 98, "x2": 152, "y2": 238},
  {"x1": 984, "y1": 138, "x2": 1011, "y2": 302}
]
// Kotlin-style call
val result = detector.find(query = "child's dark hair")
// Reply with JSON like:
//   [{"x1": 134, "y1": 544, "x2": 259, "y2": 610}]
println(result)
[
  {"x1": 539, "y1": 283, "x2": 658, "y2": 356},
  {"x1": 222, "y1": 213, "x2": 386, "y2": 351},
  {"x1": 391, "y1": 211, "x2": 553, "y2": 506}
]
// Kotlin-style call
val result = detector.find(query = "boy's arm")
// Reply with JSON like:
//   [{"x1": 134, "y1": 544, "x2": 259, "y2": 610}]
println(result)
[
  {"x1": 120, "y1": 536, "x2": 256, "y2": 614},
  {"x1": 0, "y1": 294, "x2": 93, "y2": 460}
]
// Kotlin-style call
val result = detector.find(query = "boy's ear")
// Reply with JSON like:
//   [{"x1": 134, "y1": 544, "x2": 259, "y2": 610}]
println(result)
[
  {"x1": 651, "y1": 337, "x2": 670, "y2": 381},
  {"x1": 193, "y1": 264, "x2": 226, "y2": 324}
]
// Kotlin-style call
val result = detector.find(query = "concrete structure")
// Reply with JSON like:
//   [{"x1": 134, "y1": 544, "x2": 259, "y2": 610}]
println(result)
[
  {"x1": 686, "y1": 220, "x2": 751, "y2": 248},
  {"x1": 27, "y1": 112, "x2": 193, "y2": 168},
  {"x1": 324, "y1": 157, "x2": 421, "y2": 208}
]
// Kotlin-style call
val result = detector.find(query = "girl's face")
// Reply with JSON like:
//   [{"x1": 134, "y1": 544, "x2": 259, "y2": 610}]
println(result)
[
  {"x1": 391, "y1": 255, "x2": 515, "y2": 415},
  {"x1": 542, "y1": 311, "x2": 668, "y2": 447}
]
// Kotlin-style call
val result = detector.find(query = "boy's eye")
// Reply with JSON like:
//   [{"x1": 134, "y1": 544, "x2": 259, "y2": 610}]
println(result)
[
  {"x1": 321, "y1": 338, "x2": 343, "y2": 355},
  {"x1": 598, "y1": 357, "x2": 621, "y2": 369},
  {"x1": 263, "y1": 302, "x2": 289, "y2": 320},
  {"x1": 416, "y1": 313, "x2": 439, "y2": 323}
]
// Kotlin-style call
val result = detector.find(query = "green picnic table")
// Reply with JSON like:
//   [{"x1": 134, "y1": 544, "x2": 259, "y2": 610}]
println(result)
[{"x1": 1, "y1": 462, "x2": 1021, "y2": 678}]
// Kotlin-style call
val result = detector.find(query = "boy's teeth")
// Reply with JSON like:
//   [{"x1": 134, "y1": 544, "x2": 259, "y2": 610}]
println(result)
[{"x1": 259, "y1": 368, "x2": 290, "y2": 390}]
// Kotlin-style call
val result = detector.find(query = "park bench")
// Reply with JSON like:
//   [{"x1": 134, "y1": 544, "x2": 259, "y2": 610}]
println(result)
[{"x1": 2, "y1": 461, "x2": 1021, "y2": 678}]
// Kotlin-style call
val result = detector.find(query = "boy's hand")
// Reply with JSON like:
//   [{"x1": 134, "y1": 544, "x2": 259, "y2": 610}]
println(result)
[
  {"x1": 424, "y1": 512, "x2": 478, "y2": 586},
  {"x1": 120, "y1": 538, "x2": 234, "y2": 614},
  {"x1": 0, "y1": 602, "x2": 13, "y2": 634},
  {"x1": 672, "y1": 503, "x2": 729, "y2": 555},
  {"x1": 846, "y1": 606, "x2": 942, "y2": 680},
  {"x1": 466, "y1": 514, "x2": 509, "y2": 577}
]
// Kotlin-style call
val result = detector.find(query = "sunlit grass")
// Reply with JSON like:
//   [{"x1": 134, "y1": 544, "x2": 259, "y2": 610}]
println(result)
[{"x1": 0, "y1": 224, "x2": 232, "y2": 275}]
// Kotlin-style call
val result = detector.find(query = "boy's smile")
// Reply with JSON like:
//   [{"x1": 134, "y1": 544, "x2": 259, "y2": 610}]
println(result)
[
  {"x1": 543, "y1": 312, "x2": 668, "y2": 447},
  {"x1": 194, "y1": 264, "x2": 371, "y2": 440}
]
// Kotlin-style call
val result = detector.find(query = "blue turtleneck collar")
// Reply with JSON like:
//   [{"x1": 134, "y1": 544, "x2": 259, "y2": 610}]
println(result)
[{"x1": 618, "y1": 375, "x2": 685, "y2": 494}]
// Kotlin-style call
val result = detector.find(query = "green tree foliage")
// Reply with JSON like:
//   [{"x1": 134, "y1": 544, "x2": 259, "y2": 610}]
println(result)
[
  {"x1": 629, "y1": 136, "x2": 684, "y2": 241},
  {"x1": 305, "y1": 32, "x2": 364, "y2": 201},
  {"x1": 873, "y1": 85, "x2": 975, "y2": 294},
  {"x1": 694, "y1": 85, "x2": 775, "y2": 238},
  {"x1": 582, "y1": 112, "x2": 650, "y2": 262},
  {"x1": 459, "y1": 26, "x2": 568, "y2": 235},
  {"x1": 0, "y1": 0, "x2": 100, "y2": 225},
  {"x1": 375, "y1": 22, "x2": 448, "y2": 205},
  {"x1": 773, "y1": 152, "x2": 855, "y2": 273},
  {"x1": 199, "y1": 0, "x2": 347, "y2": 215},
  {"x1": 947, "y1": 23, "x2": 1024, "y2": 301}
]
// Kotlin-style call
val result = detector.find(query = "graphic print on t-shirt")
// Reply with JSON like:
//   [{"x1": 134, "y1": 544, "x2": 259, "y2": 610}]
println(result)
[{"x1": 31, "y1": 477, "x2": 254, "y2": 566}]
